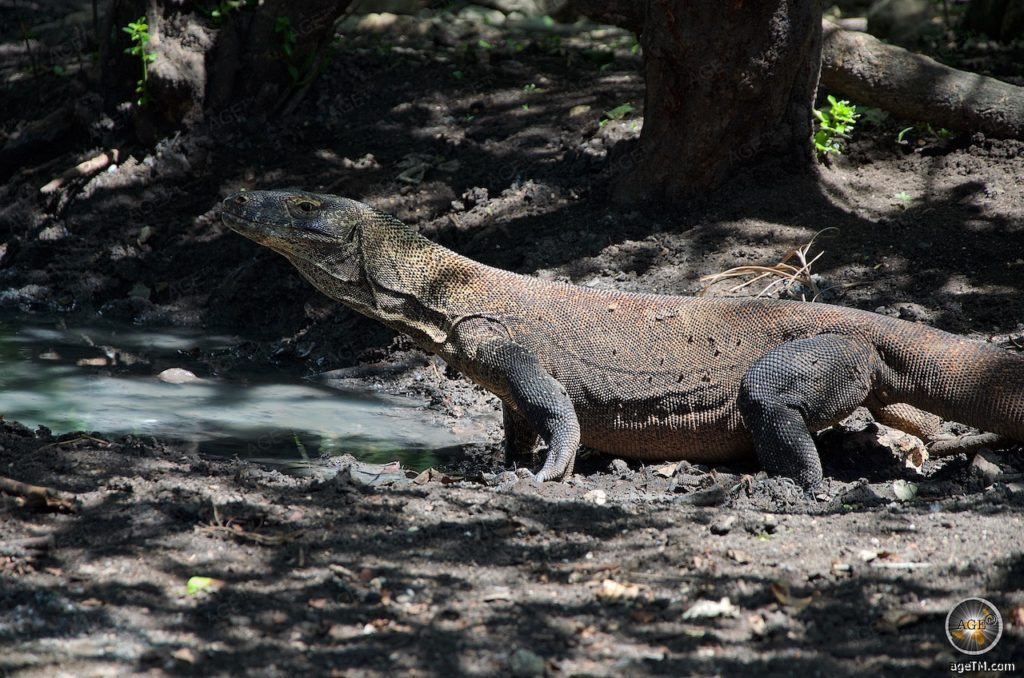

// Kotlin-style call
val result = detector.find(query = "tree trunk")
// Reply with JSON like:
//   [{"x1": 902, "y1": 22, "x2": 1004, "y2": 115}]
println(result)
[
  {"x1": 576, "y1": 0, "x2": 822, "y2": 203},
  {"x1": 99, "y1": 0, "x2": 351, "y2": 137}
]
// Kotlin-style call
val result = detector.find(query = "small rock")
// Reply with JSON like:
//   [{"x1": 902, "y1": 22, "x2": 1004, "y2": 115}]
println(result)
[
  {"x1": 38, "y1": 224, "x2": 70, "y2": 241},
  {"x1": 158, "y1": 368, "x2": 202, "y2": 384},
  {"x1": 583, "y1": 489, "x2": 607, "y2": 506},
  {"x1": 129, "y1": 282, "x2": 151, "y2": 300},
  {"x1": 171, "y1": 647, "x2": 196, "y2": 664},
  {"x1": 609, "y1": 458, "x2": 630, "y2": 476},
  {"x1": 727, "y1": 549, "x2": 751, "y2": 564},
  {"x1": 597, "y1": 578, "x2": 640, "y2": 602},
  {"x1": 682, "y1": 597, "x2": 739, "y2": 619},
  {"x1": 653, "y1": 462, "x2": 680, "y2": 477},
  {"x1": 508, "y1": 648, "x2": 545, "y2": 678},
  {"x1": 710, "y1": 514, "x2": 737, "y2": 535},
  {"x1": 892, "y1": 479, "x2": 919, "y2": 502},
  {"x1": 970, "y1": 452, "x2": 1003, "y2": 482},
  {"x1": 357, "y1": 12, "x2": 399, "y2": 32}
]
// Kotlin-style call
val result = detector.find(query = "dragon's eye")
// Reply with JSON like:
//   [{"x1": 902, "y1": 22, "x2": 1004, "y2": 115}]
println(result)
[{"x1": 288, "y1": 200, "x2": 319, "y2": 217}]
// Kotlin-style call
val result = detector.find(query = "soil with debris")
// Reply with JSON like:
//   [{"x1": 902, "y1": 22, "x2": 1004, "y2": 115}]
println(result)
[{"x1": 2, "y1": 3, "x2": 1024, "y2": 676}]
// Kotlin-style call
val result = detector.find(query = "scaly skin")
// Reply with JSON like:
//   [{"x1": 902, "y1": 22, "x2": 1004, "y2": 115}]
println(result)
[{"x1": 221, "y1": 190, "x2": 1024, "y2": 486}]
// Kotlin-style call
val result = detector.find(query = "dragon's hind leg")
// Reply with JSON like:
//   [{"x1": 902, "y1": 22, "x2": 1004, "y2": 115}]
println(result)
[{"x1": 738, "y1": 334, "x2": 882, "y2": 487}]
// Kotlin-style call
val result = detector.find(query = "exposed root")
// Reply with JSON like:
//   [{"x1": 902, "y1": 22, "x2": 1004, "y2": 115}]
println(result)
[{"x1": 821, "y1": 19, "x2": 1024, "y2": 139}]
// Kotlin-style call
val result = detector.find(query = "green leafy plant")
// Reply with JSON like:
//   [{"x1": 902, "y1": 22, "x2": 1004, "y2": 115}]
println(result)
[
  {"x1": 813, "y1": 95, "x2": 859, "y2": 157},
  {"x1": 205, "y1": 0, "x2": 256, "y2": 23},
  {"x1": 273, "y1": 16, "x2": 340, "y2": 87},
  {"x1": 122, "y1": 16, "x2": 156, "y2": 106},
  {"x1": 275, "y1": 16, "x2": 298, "y2": 81},
  {"x1": 276, "y1": 15, "x2": 296, "y2": 68},
  {"x1": 600, "y1": 103, "x2": 634, "y2": 127}
]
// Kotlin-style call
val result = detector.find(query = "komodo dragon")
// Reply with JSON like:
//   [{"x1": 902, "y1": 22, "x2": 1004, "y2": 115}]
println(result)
[{"x1": 221, "y1": 189, "x2": 1024, "y2": 487}]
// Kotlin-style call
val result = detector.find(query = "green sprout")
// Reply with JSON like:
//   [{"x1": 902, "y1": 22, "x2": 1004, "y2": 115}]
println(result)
[
  {"x1": 205, "y1": 0, "x2": 255, "y2": 22},
  {"x1": 274, "y1": 16, "x2": 298, "y2": 81},
  {"x1": 122, "y1": 16, "x2": 156, "y2": 106},
  {"x1": 274, "y1": 16, "x2": 337, "y2": 87},
  {"x1": 897, "y1": 123, "x2": 954, "y2": 146},
  {"x1": 599, "y1": 103, "x2": 634, "y2": 127},
  {"x1": 813, "y1": 95, "x2": 859, "y2": 157}
]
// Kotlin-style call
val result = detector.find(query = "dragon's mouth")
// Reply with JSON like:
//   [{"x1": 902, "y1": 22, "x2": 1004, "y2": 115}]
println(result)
[{"x1": 220, "y1": 204, "x2": 293, "y2": 254}]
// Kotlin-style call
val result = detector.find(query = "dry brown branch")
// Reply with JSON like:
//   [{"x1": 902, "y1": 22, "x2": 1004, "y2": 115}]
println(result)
[
  {"x1": 36, "y1": 434, "x2": 111, "y2": 454},
  {"x1": 0, "y1": 475, "x2": 79, "y2": 511},
  {"x1": 40, "y1": 149, "x2": 120, "y2": 194}
]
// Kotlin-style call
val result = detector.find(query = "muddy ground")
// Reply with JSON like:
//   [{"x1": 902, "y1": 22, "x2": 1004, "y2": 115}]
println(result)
[{"x1": 2, "y1": 2, "x2": 1024, "y2": 676}]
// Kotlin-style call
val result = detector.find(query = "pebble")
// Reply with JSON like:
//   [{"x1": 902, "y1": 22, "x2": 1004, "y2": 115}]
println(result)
[
  {"x1": 710, "y1": 514, "x2": 736, "y2": 535},
  {"x1": 970, "y1": 452, "x2": 1003, "y2": 482},
  {"x1": 508, "y1": 648, "x2": 545, "y2": 677}
]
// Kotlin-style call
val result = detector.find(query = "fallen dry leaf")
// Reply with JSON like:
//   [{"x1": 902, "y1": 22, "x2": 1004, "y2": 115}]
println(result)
[
  {"x1": 771, "y1": 582, "x2": 813, "y2": 611},
  {"x1": 874, "y1": 608, "x2": 919, "y2": 633},
  {"x1": 653, "y1": 462, "x2": 679, "y2": 478},
  {"x1": 171, "y1": 648, "x2": 197, "y2": 664}
]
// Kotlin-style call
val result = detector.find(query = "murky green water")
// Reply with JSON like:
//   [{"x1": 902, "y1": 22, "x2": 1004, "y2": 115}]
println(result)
[{"x1": 0, "y1": 314, "x2": 484, "y2": 470}]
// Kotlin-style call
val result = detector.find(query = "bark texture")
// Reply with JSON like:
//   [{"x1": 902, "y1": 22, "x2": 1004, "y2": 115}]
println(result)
[
  {"x1": 615, "y1": 1, "x2": 822, "y2": 203},
  {"x1": 820, "y1": 20, "x2": 1024, "y2": 139},
  {"x1": 100, "y1": 0, "x2": 350, "y2": 134}
]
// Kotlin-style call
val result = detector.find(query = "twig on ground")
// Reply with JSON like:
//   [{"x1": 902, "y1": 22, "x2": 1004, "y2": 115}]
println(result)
[
  {"x1": 40, "y1": 149, "x2": 120, "y2": 194},
  {"x1": 36, "y1": 434, "x2": 111, "y2": 453},
  {"x1": 0, "y1": 475, "x2": 79, "y2": 511},
  {"x1": 700, "y1": 228, "x2": 839, "y2": 300},
  {"x1": 198, "y1": 499, "x2": 302, "y2": 545}
]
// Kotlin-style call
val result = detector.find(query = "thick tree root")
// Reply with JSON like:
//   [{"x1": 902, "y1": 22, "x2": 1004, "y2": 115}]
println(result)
[
  {"x1": 569, "y1": 3, "x2": 1024, "y2": 140},
  {"x1": 820, "y1": 20, "x2": 1024, "y2": 139}
]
